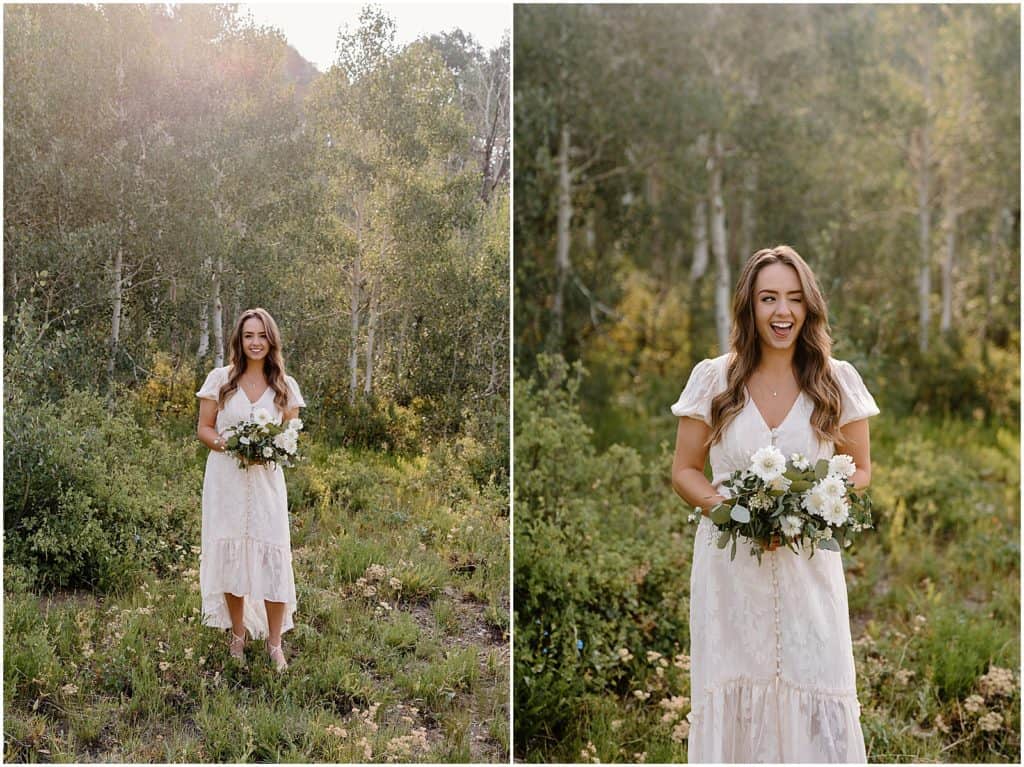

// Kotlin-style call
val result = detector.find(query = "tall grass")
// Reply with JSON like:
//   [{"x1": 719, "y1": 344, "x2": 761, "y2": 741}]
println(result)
[{"x1": 4, "y1": 439, "x2": 509, "y2": 763}]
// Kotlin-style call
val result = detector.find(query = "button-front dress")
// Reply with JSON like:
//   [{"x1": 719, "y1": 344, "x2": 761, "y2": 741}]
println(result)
[
  {"x1": 671, "y1": 354, "x2": 879, "y2": 763},
  {"x1": 196, "y1": 366, "x2": 305, "y2": 639}
]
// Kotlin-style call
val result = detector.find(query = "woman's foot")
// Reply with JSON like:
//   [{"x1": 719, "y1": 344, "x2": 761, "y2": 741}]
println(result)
[
  {"x1": 268, "y1": 641, "x2": 287, "y2": 671},
  {"x1": 229, "y1": 631, "x2": 246, "y2": 663}
]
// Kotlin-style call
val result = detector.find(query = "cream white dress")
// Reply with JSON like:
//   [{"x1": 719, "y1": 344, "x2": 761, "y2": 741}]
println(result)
[
  {"x1": 196, "y1": 366, "x2": 305, "y2": 639},
  {"x1": 671, "y1": 354, "x2": 879, "y2": 763}
]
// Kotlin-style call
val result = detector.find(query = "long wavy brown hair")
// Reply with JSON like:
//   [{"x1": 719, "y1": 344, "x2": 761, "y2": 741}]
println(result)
[
  {"x1": 708, "y1": 246, "x2": 843, "y2": 446},
  {"x1": 217, "y1": 308, "x2": 290, "y2": 412}
]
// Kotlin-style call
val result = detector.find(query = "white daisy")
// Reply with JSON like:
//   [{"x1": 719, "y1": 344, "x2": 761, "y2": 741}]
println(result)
[
  {"x1": 801, "y1": 487, "x2": 827, "y2": 517},
  {"x1": 828, "y1": 454, "x2": 856, "y2": 480},
  {"x1": 262, "y1": 446, "x2": 274, "y2": 458},
  {"x1": 253, "y1": 408, "x2": 272, "y2": 427},
  {"x1": 789, "y1": 453, "x2": 811, "y2": 471},
  {"x1": 816, "y1": 476, "x2": 847, "y2": 500},
  {"x1": 820, "y1": 496, "x2": 850, "y2": 526},
  {"x1": 780, "y1": 515, "x2": 803, "y2": 537},
  {"x1": 750, "y1": 446, "x2": 786, "y2": 482}
]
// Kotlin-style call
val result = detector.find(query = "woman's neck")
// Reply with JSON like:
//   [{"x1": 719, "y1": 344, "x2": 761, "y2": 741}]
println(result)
[
  {"x1": 756, "y1": 346, "x2": 796, "y2": 378},
  {"x1": 243, "y1": 359, "x2": 266, "y2": 376}
]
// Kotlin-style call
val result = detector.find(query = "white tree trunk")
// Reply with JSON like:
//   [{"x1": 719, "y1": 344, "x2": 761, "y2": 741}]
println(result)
[
  {"x1": 709, "y1": 132, "x2": 731, "y2": 354},
  {"x1": 107, "y1": 239, "x2": 124, "y2": 392},
  {"x1": 917, "y1": 40, "x2": 934, "y2": 353},
  {"x1": 212, "y1": 252, "x2": 224, "y2": 367},
  {"x1": 553, "y1": 121, "x2": 572, "y2": 344},
  {"x1": 691, "y1": 197, "x2": 709, "y2": 281},
  {"x1": 196, "y1": 255, "x2": 211, "y2": 361},
  {"x1": 741, "y1": 163, "x2": 757, "y2": 261},
  {"x1": 364, "y1": 272, "x2": 380, "y2": 395},
  {"x1": 940, "y1": 203, "x2": 957, "y2": 334},
  {"x1": 349, "y1": 247, "x2": 361, "y2": 402}
]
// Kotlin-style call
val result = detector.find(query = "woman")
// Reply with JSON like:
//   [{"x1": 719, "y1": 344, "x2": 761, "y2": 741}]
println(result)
[
  {"x1": 670, "y1": 246, "x2": 879, "y2": 762},
  {"x1": 196, "y1": 308, "x2": 305, "y2": 671}
]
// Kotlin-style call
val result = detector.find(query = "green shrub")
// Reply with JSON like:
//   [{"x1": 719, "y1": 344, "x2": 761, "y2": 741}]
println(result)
[
  {"x1": 3, "y1": 385, "x2": 201, "y2": 592},
  {"x1": 514, "y1": 355, "x2": 690, "y2": 753}
]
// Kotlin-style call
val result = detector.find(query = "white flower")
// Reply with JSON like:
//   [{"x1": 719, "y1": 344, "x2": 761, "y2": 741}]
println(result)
[
  {"x1": 828, "y1": 454, "x2": 857, "y2": 479},
  {"x1": 262, "y1": 446, "x2": 274, "y2": 458},
  {"x1": 273, "y1": 431, "x2": 298, "y2": 455},
  {"x1": 288, "y1": 418, "x2": 304, "y2": 431},
  {"x1": 816, "y1": 476, "x2": 847, "y2": 500},
  {"x1": 814, "y1": 526, "x2": 833, "y2": 541},
  {"x1": 820, "y1": 496, "x2": 850, "y2": 526},
  {"x1": 750, "y1": 446, "x2": 786, "y2": 482},
  {"x1": 780, "y1": 515, "x2": 803, "y2": 537},
  {"x1": 789, "y1": 453, "x2": 811, "y2": 471},
  {"x1": 802, "y1": 487, "x2": 827, "y2": 517},
  {"x1": 769, "y1": 475, "x2": 792, "y2": 493},
  {"x1": 253, "y1": 408, "x2": 272, "y2": 426},
  {"x1": 239, "y1": 436, "x2": 250, "y2": 445}
]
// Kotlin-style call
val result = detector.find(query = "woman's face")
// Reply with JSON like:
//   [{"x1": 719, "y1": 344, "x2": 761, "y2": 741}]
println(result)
[
  {"x1": 752, "y1": 262, "x2": 806, "y2": 352},
  {"x1": 241, "y1": 316, "x2": 270, "y2": 363}
]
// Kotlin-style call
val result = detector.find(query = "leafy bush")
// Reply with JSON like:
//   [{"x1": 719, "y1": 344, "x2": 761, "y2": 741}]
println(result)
[
  {"x1": 315, "y1": 393, "x2": 423, "y2": 455},
  {"x1": 3, "y1": 384, "x2": 201, "y2": 593},
  {"x1": 514, "y1": 355, "x2": 690, "y2": 752}
]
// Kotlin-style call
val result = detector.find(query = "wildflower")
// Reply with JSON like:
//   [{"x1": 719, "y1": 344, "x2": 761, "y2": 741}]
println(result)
[
  {"x1": 645, "y1": 651, "x2": 663, "y2": 662},
  {"x1": 673, "y1": 652, "x2": 691, "y2": 670},
  {"x1": 158, "y1": 661, "x2": 170, "y2": 672},
  {"x1": 978, "y1": 665, "x2": 1016, "y2": 698},
  {"x1": 934, "y1": 714, "x2": 951, "y2": 734},
  {"x1": 389, "y1": 577, "x2": 403, "y2": 590},
  {"x1": 325, "y1": 724, "x2": 348, "y2": 738},
  {"x1": 610, "y1": 719, "x2": 623, "y2": 731},
  {"x1": 633, "y1": 690, "x2": 651, "y2": 701},
  {"x1": 580, "y1": 741, "x2": 598, "y2": 763},
  {"x1": 750, "y1": 446, "x2": 786, "y2": 482},
  {"x1": 827, "y1": 454, "x2": 856, "y2": 479},
  {"x1": 61, "y1": 683, "x2": 79, "y2": 696},
  {"x1": 617, "y1": 648, "x2": 634, "y2": 662},
  {"x1": 633, "y1": 752, "x2": 647, "y2": 763},
  {"x1": 894, "y1": 669, "x2": 915, "y2": 686},
  {"x1": 963, "y1": 694, "x2": 986, "y2": 714},
  {"x1": 184, "y1": 648, "x2": 193, "y2": 660},
  {"x1": 780, "y1": 515, "x2": 803, "y2": 538},
  {"x1": 365, "y1": 564, "x2": 388, "y2": 582},
  {"x1": 978, "y1": 711, "x2": 1003, "y2": 732},
  {"x1": 671, "y1": 719, "x2": 690, "y2": 743}
]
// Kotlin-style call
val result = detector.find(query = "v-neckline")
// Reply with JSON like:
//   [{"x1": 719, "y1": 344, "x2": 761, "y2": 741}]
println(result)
[
  {"x1": 745, "y1": 387, "x2": 803, "y2": 432},
  {"x1": 239, "y1": 384, "x2": 270, "y2": 407}
]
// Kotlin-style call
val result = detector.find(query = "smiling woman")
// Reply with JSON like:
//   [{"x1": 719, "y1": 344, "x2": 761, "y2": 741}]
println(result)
[{"x1": 195, "y1": 307, "x2": 306, "y2": 672}]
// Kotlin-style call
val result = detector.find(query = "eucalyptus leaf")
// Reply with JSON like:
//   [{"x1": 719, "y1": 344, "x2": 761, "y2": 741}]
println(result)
[
  {"x1": 814, "y1": 459, "x2": 829, "y2": 480},
  {"x1": 717, "y1": 530, "x2": 731, "y2": 549},
  {"x1": 710, "y1": 504, "x2": 732, "y2": 525},
  {"x1": 818, "y1": 538, "x2": 840, "y2": 552},
  {"x1": 730, "y1": 535, "x2": 737, "y2": 561},
  {"x1": 730, "y1": 505, "x2": 751, "y2": 523},
  {"x1": 790, "y1": 480, "x2": 811, "y2": 492}
]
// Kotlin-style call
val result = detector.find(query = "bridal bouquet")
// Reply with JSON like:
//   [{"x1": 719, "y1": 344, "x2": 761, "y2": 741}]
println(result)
[
  {"x1": 692, "y1": 446, "x2": 873, "y2": 564},
  {"x1": 222, "y1": 409, "x2": 304, "y2": 470}
]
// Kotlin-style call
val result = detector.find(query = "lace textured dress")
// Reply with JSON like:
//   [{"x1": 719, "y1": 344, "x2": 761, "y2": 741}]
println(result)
[
  {"x1": 671, "y1": 354, "x2": 879, "y2": 763},
  {"x1": 196, "y1": 366, "x2": 305, "y2": 639}
]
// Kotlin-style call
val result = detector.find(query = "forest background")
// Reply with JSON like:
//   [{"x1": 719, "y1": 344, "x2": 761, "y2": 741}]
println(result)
[
  {"x1": 4, "y1": 4, "x2": 509, "y2": 762},
  {"x1": 514, "y1": 4, "x2": 1020, "y2": 764}
]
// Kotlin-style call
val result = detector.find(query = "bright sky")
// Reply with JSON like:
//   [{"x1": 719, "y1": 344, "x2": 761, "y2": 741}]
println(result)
[{"x1": 235, "y1": 2, "x2": 510, "y2": 73}]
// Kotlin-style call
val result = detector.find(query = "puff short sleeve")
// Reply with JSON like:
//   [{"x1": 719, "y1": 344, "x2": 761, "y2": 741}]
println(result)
[
  {"x1": 196, "y1": 367, "x2": 227, "y2": 401},
  {"x1": 284, "y1": 375, "x2": 306, "y2": 410},
  {"x1": 833, "y1": 359, "x2": 880, "y2": 427},
  {"x1": 670, "y1": 358, "x2": 722, "y2": 425}
]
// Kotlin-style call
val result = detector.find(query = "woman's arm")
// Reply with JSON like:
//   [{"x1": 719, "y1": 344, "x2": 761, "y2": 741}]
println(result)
[
  {"x1": 671, "y1": 417, "x2": 726, "y2": 515},
  {"x1": 835, "y1": 418, "x2": 872, "y2": 490},
  {"x1": 197, "y1": 398, "x2": 227, "y2": 452},
  {"x1": 282, "y1": 408, "x2": 299, "y2": 424}
]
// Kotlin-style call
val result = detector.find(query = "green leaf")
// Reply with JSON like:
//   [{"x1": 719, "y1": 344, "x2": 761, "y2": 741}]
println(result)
[
  {"x1": 789, "y1": 480, "x2": 811, "y2": 493},
  {"x1": 730, "y1": 505, "x2": 751, "y2": 523},
  {"x1": 729, "y1": 535, "x2": 737, "y2": 561},
  {"x1": 814, "y1": 459, "x2": 829, "y2": 480},
  {"x1": 710, "y1": 504, "x2": 732, "y2": 525},
  {"x1": 717, "y1": 530, "x2": 731, "y2": 549},
  {"x1": 818, "y1": 538, "x2": 840, "y2": 552},
  {"x1": 783, "y1": 469, "x2": 804, "y2": 482}
]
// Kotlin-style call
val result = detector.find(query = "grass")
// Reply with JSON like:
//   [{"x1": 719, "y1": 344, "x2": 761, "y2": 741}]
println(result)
[
  {"x1": 3, "y1": 439, "x2": 509, "y2": 762},
  {"x1": 517, "y1": 412, "x2": 1020, "y2": 763}
]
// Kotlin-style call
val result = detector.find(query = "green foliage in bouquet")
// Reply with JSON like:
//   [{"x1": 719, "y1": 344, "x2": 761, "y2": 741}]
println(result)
[
  {"x1": 223, "y1": 412, "x2": 303, "y2": 470},
  {"x1": 704, "y1": 448, "x2": 873, "y2": 565}
]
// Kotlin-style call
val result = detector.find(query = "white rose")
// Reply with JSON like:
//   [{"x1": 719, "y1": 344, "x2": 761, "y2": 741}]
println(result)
[
  {"x1": 828, "y1": 454, "x2": 857, "y2": 480},
  {"x1": 253, "y1": 408, "x2": 272, "y2": 426}
]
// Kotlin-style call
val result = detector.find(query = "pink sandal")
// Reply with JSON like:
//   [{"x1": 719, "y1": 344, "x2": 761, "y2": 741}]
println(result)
[
  {"x1": 229, "y1": 631, "x2": 246, "y2": 664},
  {"x1": 268, "y1": 642, "x2": 288, "y2": 671}
]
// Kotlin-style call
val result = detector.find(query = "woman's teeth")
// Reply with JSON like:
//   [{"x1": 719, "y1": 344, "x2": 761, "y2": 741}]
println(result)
[{"x1": 770, "y1": 322, "x2": 793, "y2": 339}]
